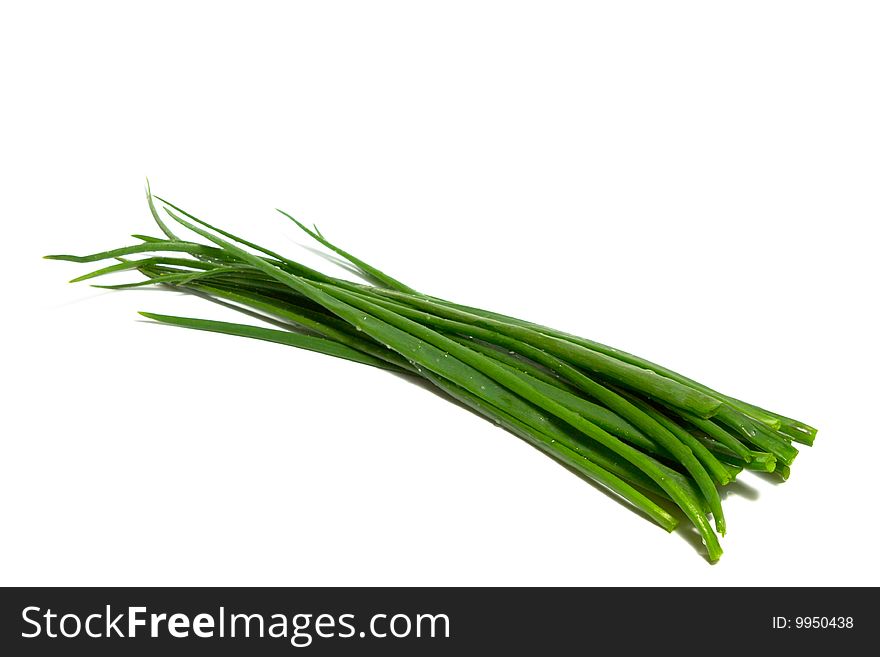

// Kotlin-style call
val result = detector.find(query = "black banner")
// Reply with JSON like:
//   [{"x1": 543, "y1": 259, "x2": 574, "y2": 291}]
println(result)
[{"x1": 0, "y1": 587, "x2": 867, "y2": 654}]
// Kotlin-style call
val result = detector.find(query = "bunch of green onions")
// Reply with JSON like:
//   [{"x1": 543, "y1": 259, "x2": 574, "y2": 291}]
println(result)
[{"x1": 47, "y1": 186, "x2": 817, "y2": 562}]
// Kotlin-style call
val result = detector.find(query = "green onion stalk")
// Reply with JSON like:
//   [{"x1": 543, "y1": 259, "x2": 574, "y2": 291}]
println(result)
[{"x1": 46, "y1": 184, "x2": 818, "y2": 563}]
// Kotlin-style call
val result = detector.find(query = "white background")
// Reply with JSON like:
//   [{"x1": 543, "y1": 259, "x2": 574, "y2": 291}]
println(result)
[{"x1": 2, "y1": 1, "x2": 878, "y2": 586}]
